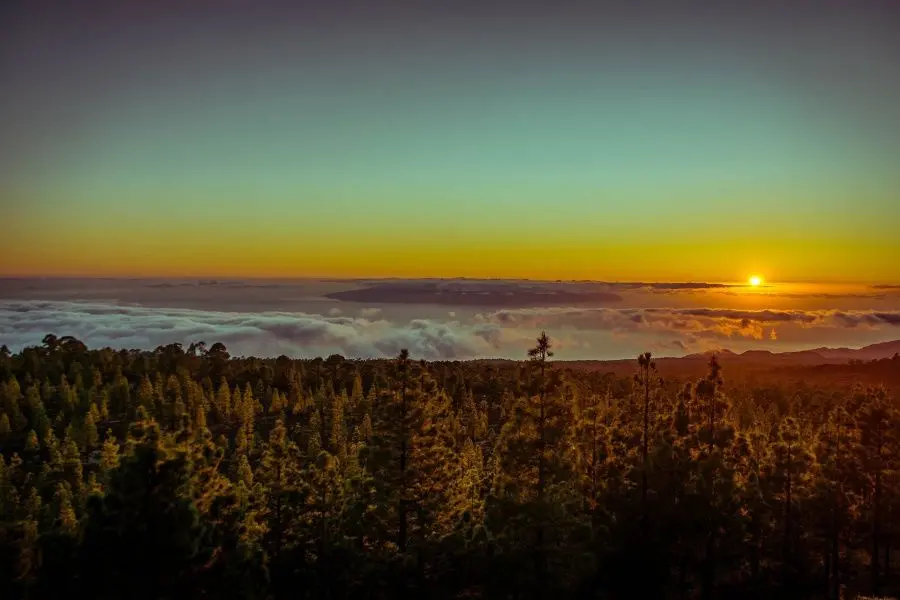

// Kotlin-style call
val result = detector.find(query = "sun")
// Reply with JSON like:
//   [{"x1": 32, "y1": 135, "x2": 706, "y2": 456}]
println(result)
[{"x1": 748, "y1": 275, "x2": 763, "y2": 287}]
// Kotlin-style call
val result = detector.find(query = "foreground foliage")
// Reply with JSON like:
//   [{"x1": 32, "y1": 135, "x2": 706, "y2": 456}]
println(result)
[{"x1": 0, "y1": 335, "x2": 898, "y2": 599}]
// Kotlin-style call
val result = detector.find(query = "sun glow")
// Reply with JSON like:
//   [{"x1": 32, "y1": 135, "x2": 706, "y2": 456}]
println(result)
[{"x1": 749, "y1": 275, "x2": 763, "y2": 287}]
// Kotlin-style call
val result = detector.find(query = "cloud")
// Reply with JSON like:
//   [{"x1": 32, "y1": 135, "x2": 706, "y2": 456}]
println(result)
[
  {"x1": 476, "y1": 307, "x2": 900, "y2": 341},
  {"x1": 0, "y1": 301, "x2": 510, "y2": 360},
  {"x1": 673, "y1": 308, "x2": 819, "y2": 323},
  {"x1": 650, "y1": 338, "x2": 690, "y2": 353},
  {"x1": 3, "y1": 300, "x2": 899, "y2": 362},
  {"x1": 832, "y1": 311, "x2": 900, "y2": 327}
]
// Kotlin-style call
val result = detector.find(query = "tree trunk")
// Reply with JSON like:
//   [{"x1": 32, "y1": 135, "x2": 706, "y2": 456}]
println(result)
[
  {"x1": 785, "y1": 447, "x2": 793, "y2": 574},
  {"x1": 274, "y1": 460, "x2": 283, "y2": 558},
  {"x1": 537, "y1": 361, "x2": 546, "y2": 600},
  {"x1": 538, "y1": 362, "x2": 545, "y2": 501},
  {"x1": 320, "y1": 485, "x2": 328, "y2": 600},
  {"x1": 872, "y1": 465, "x2": 881, "y2": 594},
  {"x1": 832, "y1": 417, "x2": 842, "y2": 600},
  {"x1": 751, "y1": 513, "x2": 761, "y2": 599},
  {"x1": 399, "y1": 377, "x2": 409, "y2": 554},
  {"x1": 590, "y1": 408, "x2": 599, "y2": 538},
  {"x1": 642, "y1": 364, "x2": 649, "y2": 530},
  {"x1": 831, "y1": 511, "x2": 840, "y2": 600},
  {"x1": 702, "y1": 530, "x2": 715, "y2": 600}
]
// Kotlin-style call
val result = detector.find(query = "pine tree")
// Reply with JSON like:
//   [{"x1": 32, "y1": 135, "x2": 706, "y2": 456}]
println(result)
[
  {"x1": 300, "y1": 449, "x2": 344, "y2": 584},
  {"x1": 163, "y1": 374, "x2": 182, "y2": 431},
  {"x1": 360, "y1": 413, "x2": 373, "y2": 445},
  {"x1": 32, "y1": 482, "x2": 81, "y2": 596},
  {"x1": 193, "y1": 399, "x2": 208, "y2": 434},
  {"x1": 3, "y1": 376, "x2": 26, "y2": 432},
  {"x1": 53, "y1": 484, "x2": 77, "y2": 533},
  {"x1": 462, "y1": 388, "x2": 478, "y2": 440},
  {"x1": 215, "y1": 377, "x2": 232, "y2": 424},
  {"x1": 15, "y1": 504, "x2": 41, "y2": 589},
  {"x1": 60, "y1": 434, "x2": 84, "y2": 499},
  {"x1": 24, "y1": 429, "x2": 40, "y2": 455},
  {"x1": 255, "y1": 419, "x2": 303, "y2": 559},
  {"x1": 410, "y1": 390, "x2": 468, "y2": 544},
  {"x1": 856, "y1": 387, "x2": 896, "y2": 595},
  {"x1": 24, "y1": 384, "x2": 43, "y2": 428},
  {"x1": 528, "y1": 332, "x2": 554, "y2": 505},
  {"x1": 112, "y1": 372, "x2": 131, "y2": 418},
  {"x1": 488, "y1": 333, "x2": 575, "y2": 596},
  {"x1": 351, "y1": 373, "x2": 364, "y2": 405},
  {"x1": 768, "y1": 416, "x2": 815, "y2": 589},
  {"x1": 269, "y1": 388, "x2": 284, "y2": 415},
  {"x1": 329, "y1": 390, "x2": 348, "y2": 459},
  {"x1": 79, "y1": 421, "x2": 207, "y2": 599},
  {"x1": 137, "y1": 375, "x2": 155, "y2": 418},
  {"x1": 572, "y1": 393, "x2": 612, "y2": 540},
  {"x1": 459, "y1": 437, "x2": 486, "y2": 523},
  {"x1": 813, "y1": 405, "x2": 860, "y2": 600},
  {"x1": 0, "y1": 413, "x2": 10, "y2": 443},
  {"x1": 83, "y1": 410, "x2": 99, "y2": 451},
  {"x1": 362, "y1": 349, "x2": 421, "y2": 556},
  {"x1": 635, "y1": 352, "x2": 657, "y2": 529},
  {"x1": 32, "y1": 397, "x2": 52, "y2": 445},
  {"x1": 0, "y1": 455, "x2": 18, "y2": 521},
  {"x1": 97, "y1": 388, "x2": 110, "y2": 420},
  {"x1": 100, "y1": 431, "x2": 120, "y2": 484}
]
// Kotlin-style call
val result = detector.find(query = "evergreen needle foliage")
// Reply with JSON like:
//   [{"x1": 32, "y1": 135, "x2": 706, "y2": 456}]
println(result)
[{"x1": 0, "y1": 335, "x2": 897, "y2": 599}]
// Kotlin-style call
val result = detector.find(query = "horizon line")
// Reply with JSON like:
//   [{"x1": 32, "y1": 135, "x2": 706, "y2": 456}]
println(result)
[{"x1": 1, "y1": 274, "x2": 897, "y2": 287}]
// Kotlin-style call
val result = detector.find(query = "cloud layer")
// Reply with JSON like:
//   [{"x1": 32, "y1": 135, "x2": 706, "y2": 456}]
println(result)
[
  {"x1": 478, "y1": 306, "x2": 900, "y2": 341},
  {"x1": 1, "y1": 300, "x2": 899, "y2": 360},
  {"x1": 0, "y1": 301, "x2": 515, "y2": 360}
]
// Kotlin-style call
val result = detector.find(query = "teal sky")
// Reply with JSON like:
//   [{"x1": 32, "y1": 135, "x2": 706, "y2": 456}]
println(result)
[{"x1": 2, "y1": 2, "x2": 899, "y2": 281}]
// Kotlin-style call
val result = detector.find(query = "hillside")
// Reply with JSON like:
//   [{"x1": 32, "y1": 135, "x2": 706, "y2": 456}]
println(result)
[{"x1": 562, "y1": 339, "x2": 900, "y2": 388}]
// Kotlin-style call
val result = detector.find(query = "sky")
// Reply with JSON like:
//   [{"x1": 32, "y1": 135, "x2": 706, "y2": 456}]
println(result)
[{"x1": 2, "y1": 1, "x2": 900, "y2": 283}]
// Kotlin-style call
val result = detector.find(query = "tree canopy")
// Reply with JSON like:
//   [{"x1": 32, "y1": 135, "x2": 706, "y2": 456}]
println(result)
[{"x1": 0, "y1": 334, "x2": 898, "y2": 599}]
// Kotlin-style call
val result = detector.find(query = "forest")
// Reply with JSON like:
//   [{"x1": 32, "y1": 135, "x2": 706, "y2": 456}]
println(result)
[{"x1": 0, "y1": 332, "x2": 898, "y2": 599}]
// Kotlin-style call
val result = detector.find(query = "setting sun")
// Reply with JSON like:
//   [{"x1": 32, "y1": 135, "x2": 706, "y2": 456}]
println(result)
[{"x1": 749, "y1": 275, "x2": 763, "y2": 287}]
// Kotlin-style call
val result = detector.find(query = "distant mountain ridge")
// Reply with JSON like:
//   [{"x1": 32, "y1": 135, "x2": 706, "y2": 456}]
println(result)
[
  {"x1": 683, "y1": 339, "x2": 900, "y2": 364},
  {"x1": 558, "y1": 339, "x2": 900, "y2": 384}
]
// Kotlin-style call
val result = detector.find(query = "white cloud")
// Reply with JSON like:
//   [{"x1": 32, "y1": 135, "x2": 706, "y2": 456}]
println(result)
[
  {"x1": 0, "y1": 301, "x2": 507, "y2": 360},
  {"x1": 476, "y1": 306, "x2": 900, "y2": 341},
  {"x1": 2, "y1": 301, "x2": 898, "y2": 361}
]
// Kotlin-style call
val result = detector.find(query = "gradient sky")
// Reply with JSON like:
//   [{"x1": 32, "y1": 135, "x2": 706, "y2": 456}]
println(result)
[{"x1": 2, "y1": 1, "x2": 899, "y2": 282}]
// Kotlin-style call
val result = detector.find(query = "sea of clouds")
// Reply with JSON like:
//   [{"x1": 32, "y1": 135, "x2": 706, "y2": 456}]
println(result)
[{"x1": 1, "y1": 295, "x2": 899, "y2": 360}]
